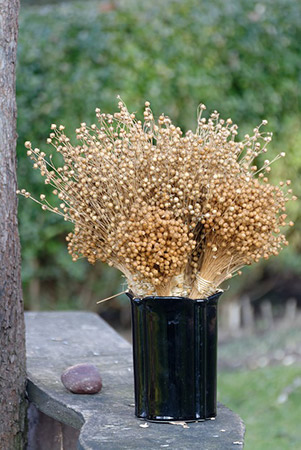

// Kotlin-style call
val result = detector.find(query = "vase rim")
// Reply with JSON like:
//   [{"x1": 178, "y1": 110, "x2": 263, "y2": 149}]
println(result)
[{"x1": 126, "y1": 289, "x2": 223, "y2": 303}]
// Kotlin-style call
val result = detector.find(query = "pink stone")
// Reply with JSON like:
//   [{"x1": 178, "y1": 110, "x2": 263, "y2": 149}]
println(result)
[{"x1": 61, "y1": 363, "x2": 102, "y2": 394}]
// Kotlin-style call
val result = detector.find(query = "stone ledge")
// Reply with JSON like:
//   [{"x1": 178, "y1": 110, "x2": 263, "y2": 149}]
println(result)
[{"x1": 25, "y1": 311, "x2": 245, "y2": 449}]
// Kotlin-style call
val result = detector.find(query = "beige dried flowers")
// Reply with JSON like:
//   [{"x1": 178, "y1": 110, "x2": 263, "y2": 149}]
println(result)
[{"x1": 18, "y1": 99, "x2": 296, "y2": 298}]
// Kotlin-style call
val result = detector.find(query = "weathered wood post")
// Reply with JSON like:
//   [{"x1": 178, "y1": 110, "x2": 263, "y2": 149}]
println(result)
[{"x1": 0, "y1": 0, "x2": 27, "y2": 448}]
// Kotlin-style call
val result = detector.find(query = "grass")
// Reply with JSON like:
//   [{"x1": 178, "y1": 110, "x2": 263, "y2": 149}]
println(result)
[{"x1": 218, "y1": 364, "x2": 301, "y2": 449}]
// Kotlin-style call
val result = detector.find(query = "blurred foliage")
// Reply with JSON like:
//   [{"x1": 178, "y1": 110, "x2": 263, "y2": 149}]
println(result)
[
  {"x1": 17, "y1": 0, "x2": 301, "y2": 312},
  {"x1": 218, "y1": 364, "x2": 301, "y2": 449}
]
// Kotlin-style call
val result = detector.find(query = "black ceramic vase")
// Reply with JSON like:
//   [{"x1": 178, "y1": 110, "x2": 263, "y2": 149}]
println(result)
[{"x1": 127, "y1": 291, "x2": 222, "y2": 422}]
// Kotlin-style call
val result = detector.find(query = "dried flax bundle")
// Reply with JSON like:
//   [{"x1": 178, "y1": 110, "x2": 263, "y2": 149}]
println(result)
[{"x1": 19, "y1": 100, "x2": 296, "y2": 299}]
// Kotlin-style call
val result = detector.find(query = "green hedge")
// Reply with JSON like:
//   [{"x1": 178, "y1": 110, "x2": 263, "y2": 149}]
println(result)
[{"x1": 17, "y1": 0, "x2": 301, "y2": 310}]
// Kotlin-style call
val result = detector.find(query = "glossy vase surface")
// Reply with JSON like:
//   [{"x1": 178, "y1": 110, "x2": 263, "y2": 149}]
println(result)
[{"x1": 128, "y1": 291, "x2": 222, "y2": 422}]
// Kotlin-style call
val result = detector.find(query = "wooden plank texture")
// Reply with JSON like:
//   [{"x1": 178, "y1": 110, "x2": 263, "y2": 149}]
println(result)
[{"x1": 25, "y1": 311, "x2": 245, "y2": 449}]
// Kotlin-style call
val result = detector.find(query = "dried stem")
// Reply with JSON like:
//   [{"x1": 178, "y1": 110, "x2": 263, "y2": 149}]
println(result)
[{"x1": 19, "y1": 101, "x2": 296, "y2": 298}]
